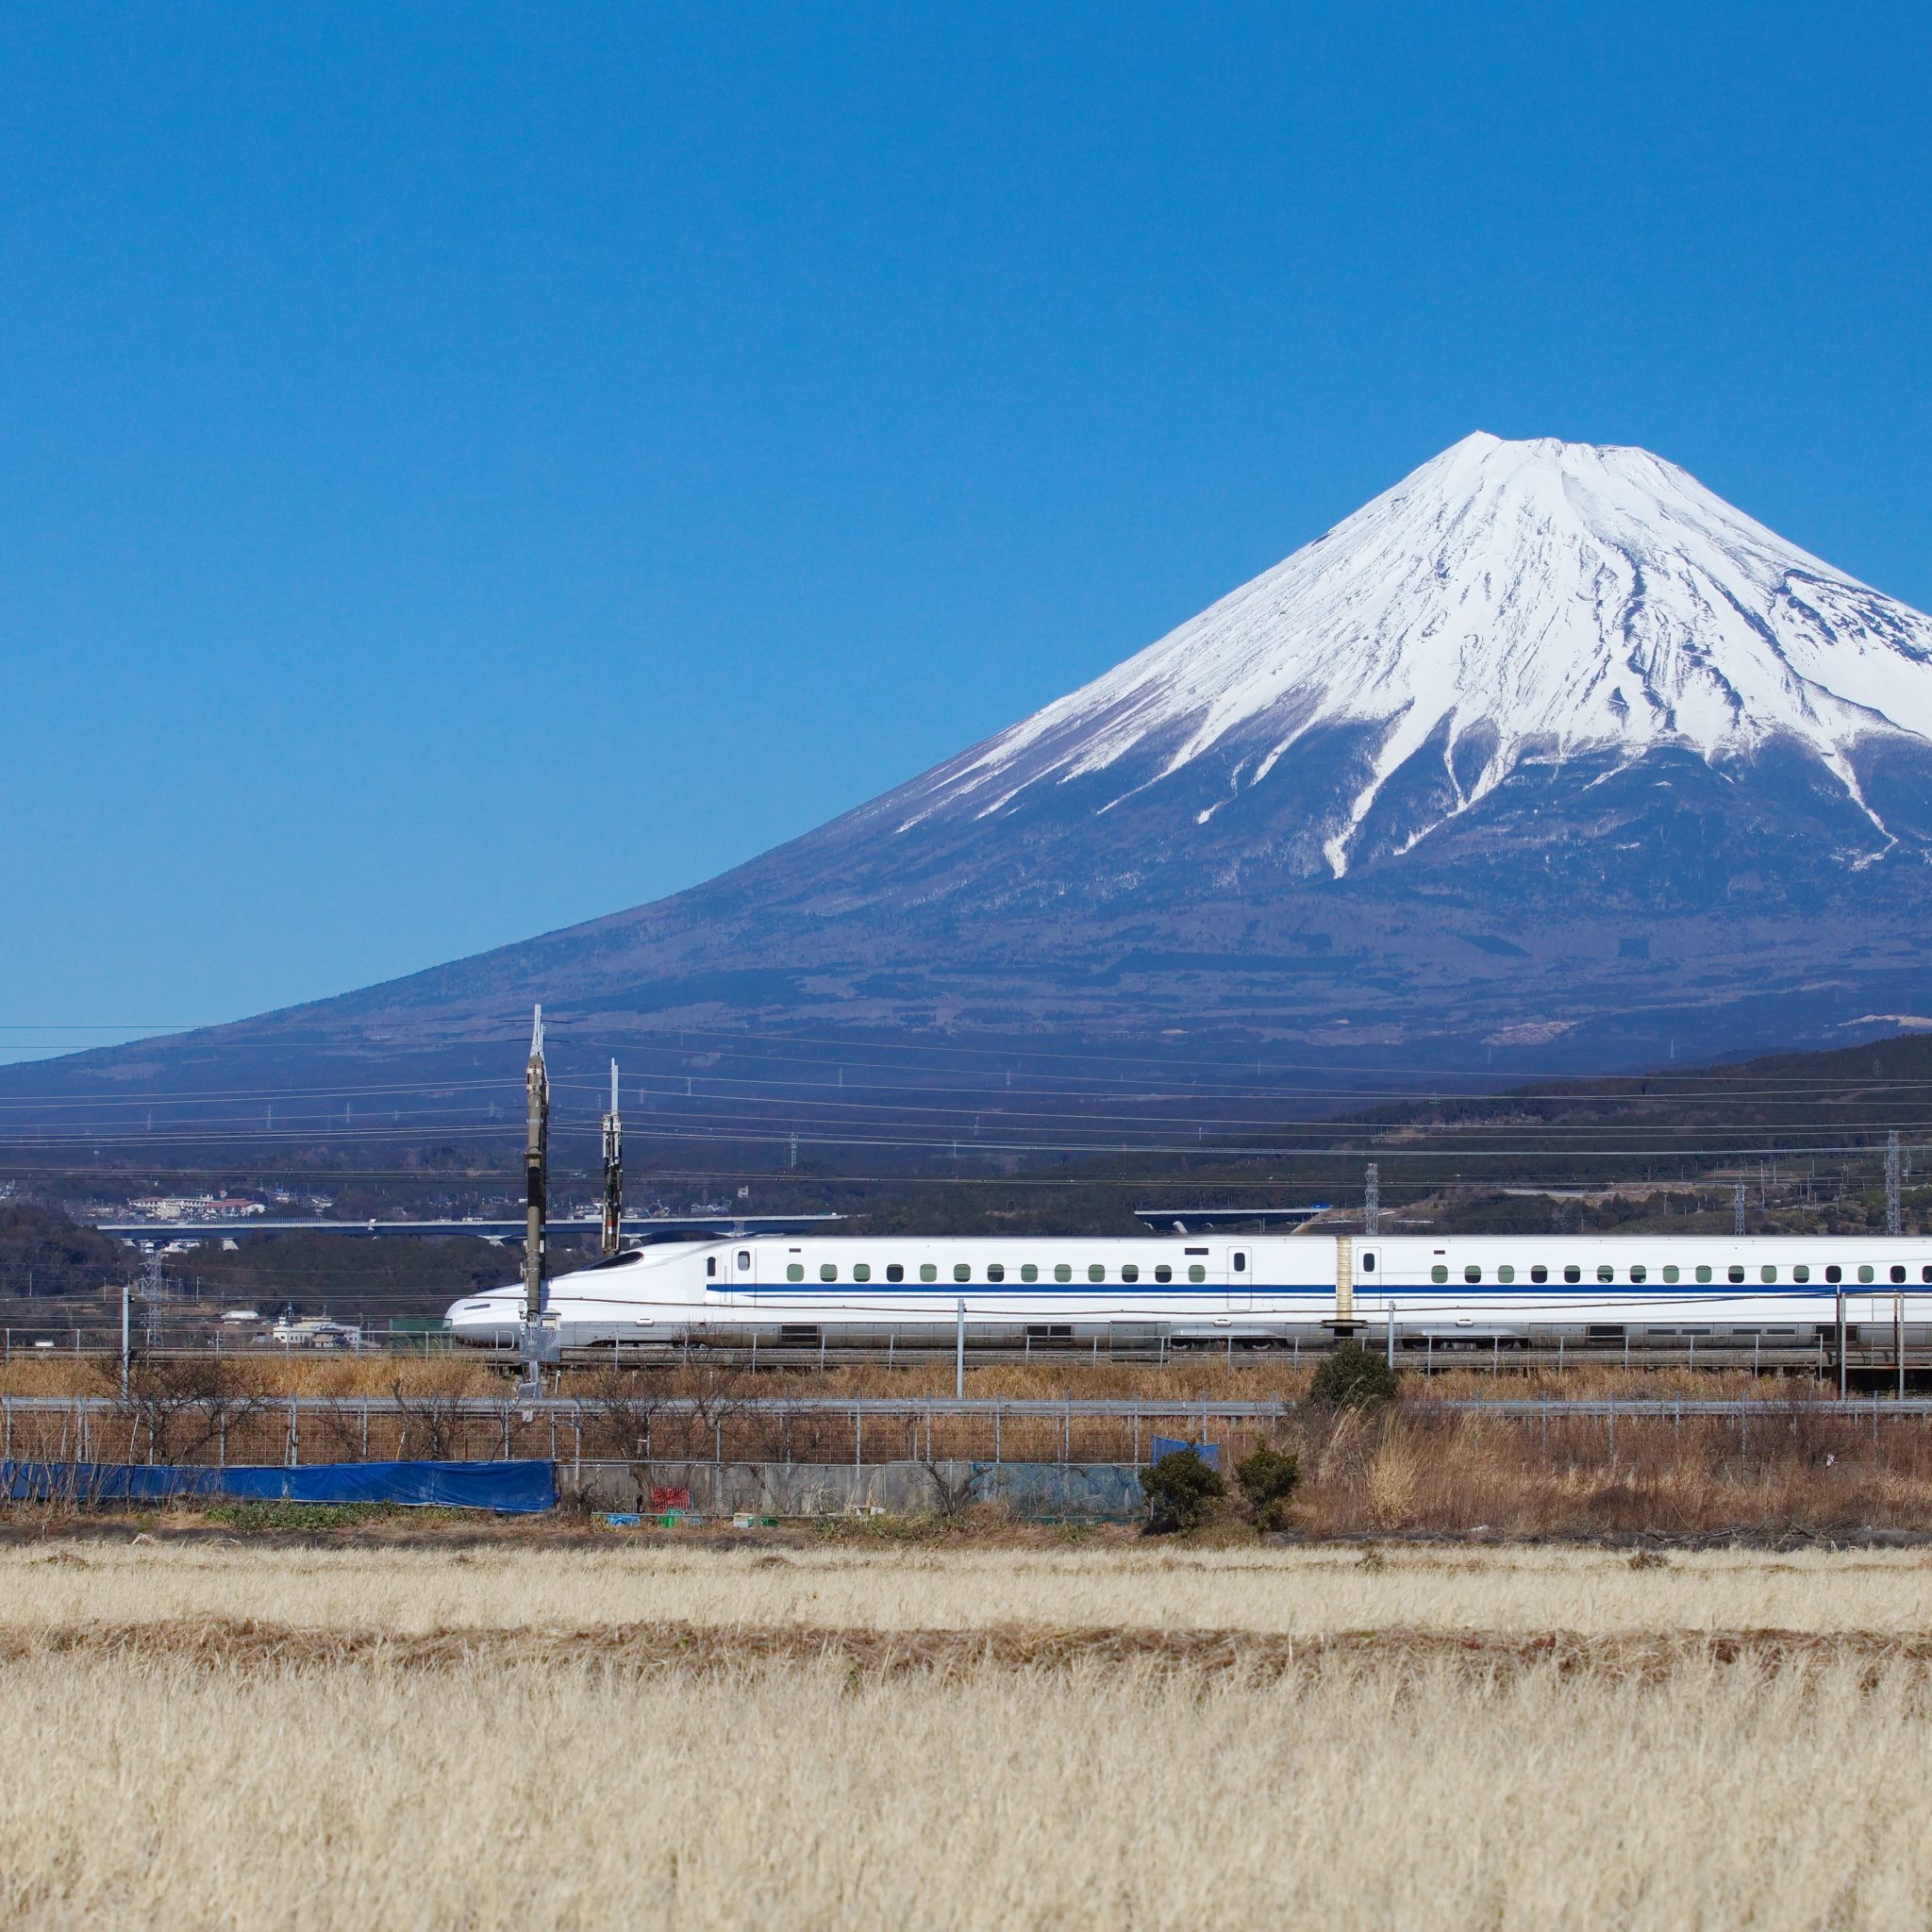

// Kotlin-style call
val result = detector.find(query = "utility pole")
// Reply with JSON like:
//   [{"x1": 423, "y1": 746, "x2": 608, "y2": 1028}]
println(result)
[
  {"x1": 1364, "y1": 1162, "x2": 1380, "y2": 1238},
  {"x1": 1887, "y1": 1131, "x2": 1902, "y2": 1238},
  {"x1": 600, "y1": 1059, "x2": 624, "y2": 1257},
  {"x1": 520, "y1": 1007, "x2": 552, "y2": 1398}
]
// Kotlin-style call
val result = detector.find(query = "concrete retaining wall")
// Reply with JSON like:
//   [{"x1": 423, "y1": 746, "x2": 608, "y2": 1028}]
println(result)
[{"x1": 559, "y1": 1457, "x2": 1144, "y2": 1522}]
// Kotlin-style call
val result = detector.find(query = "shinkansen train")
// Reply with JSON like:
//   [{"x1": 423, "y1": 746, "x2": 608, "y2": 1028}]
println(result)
[{"x1": 444, "y1": 1231, "x2": 1932, "y2": 1350}]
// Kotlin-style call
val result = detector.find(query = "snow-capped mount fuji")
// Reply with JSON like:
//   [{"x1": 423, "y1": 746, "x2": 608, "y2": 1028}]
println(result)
[
  {"x1": 12, "y1": 433, "x2": 1932, "y2": 1116},
  {"x1": 897, "y1": 432, "x2": 1932, "y2": 876}
]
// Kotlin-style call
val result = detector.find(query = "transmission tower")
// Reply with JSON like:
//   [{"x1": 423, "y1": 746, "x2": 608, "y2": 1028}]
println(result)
[
  {"x1": 1364, "y1": 1162, "x2": 1380, "y2": 1237},
  {"x1": 1733, "y1": 1179, "x2": 1745, "y2": 1238},
  {"x1": 1887, "y1": 1130, "x2": 1902, "y2": 1237}
]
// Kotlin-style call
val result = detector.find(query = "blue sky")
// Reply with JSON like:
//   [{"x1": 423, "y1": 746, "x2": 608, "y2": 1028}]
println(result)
[{"x1": 3, "y1": 3, "x2": 1927, "y2": 1059}]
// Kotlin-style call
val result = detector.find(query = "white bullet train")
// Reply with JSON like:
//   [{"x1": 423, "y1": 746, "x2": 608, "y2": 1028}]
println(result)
[{"x1": 444, "y1": 1230, "x2": 1932, "y2": 1350}]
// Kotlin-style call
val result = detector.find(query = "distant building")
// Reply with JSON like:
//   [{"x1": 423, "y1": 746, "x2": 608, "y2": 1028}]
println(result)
[{"x1": 127, "y1": 1194, "x2": 267, "y2": 1222}]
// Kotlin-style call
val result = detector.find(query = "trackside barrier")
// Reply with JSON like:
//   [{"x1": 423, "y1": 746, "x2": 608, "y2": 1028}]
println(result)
[
  {"x1": 0, "y1": 1458, "x2": 555, "y2": 1513},
  {"x1": 562, "y1": 1457, "x2": 1146, "y2": 1522}
]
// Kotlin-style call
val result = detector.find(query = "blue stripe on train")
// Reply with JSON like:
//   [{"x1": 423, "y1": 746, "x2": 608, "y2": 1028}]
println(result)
[{"x1": 704, "y1": 1282, "x2": 1831, "y2": 1297}]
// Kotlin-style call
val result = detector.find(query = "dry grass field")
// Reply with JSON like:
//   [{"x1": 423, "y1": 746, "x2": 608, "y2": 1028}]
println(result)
[
  {"x1": 5, "y1": 1540, "x2": 1932, "y2": 1928},
  {"x1": 10, "y1": 1538, "x2": 1932, "y2": 1636},
  {"x1": 0, "y1": 1348, "x2": 1839, "y2": 1404}
]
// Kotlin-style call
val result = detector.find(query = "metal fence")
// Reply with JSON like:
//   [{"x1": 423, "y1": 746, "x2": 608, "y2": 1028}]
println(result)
[{"x1": 5, "y1": 1390, "x2": 1932, "y2": 1474}]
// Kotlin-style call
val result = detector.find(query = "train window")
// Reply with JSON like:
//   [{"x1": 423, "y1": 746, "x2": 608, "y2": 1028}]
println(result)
[
  {"x1": 1924, "y1": 1267, "x2": 1932, "y2": 1285},
  {"x1": 1498, "y1": 1264, "x2": 1515, "y2": 1284},
  {"x1": 854, "y1": 1263, "x2": 871, "y2": 1283},
  {"x1": 887, "y1": 1264, "x2": 904, "y2": 1283},
  {"x1": 920, "y1": 1264, "x2": 938, "y2": 1282},
  {"x1": 1630, "y1": 1265, "x2": 1646, "y2": 1284},
  {"x1": 1056, "y1": 1264, "x2": 1073, "y2": 1283},
  {"x1": 1662, "y1": 1265, "x2": 1678, "y2": 1284},
  {"x1": 1859, "y1": 1265, "x2": 1875, "y2": 1284},
  {"x1": 1233, "y1": 1252, "x2": 1248, "y2": 1274},
  {"x1": 954, "y1": 1263, "x2": 971, "y2": 1283},
  {"x1": 1727, "y1": 1265, "x2": 1744, "y2": 1284},
  {"x1": 737, "y1": 1251, "x2": 751, "y2": 1270},
  {"x1": 787, "y1": 1263, "x2": 805, "y2": 1282},
  {"x1": 1122, "y1": 1264, "x2": 1139, "y2": 1283},
  {"x1": 1761, "y1": 1266, "x2": 1777, "y2": 1284},
  {"x1": 1793, "y1": 1265, "x2": 1809, "y2": 1284},
  {"x1": 987, "y1": 1263, "x2": 1005, "y2": 1283},
  {"x1": 1597, "y1": 1264, "x2": 1614, "y2": 1284},
  {"x1": 1563, "y1": 1265, "x2": 1581, "y2": 1284},
  {"x1": 1155, "y1": 1264, "x2": 1172, "y2": 1283},
  {"x1": 1188, "y1": 1265, "x2": 1207, "y2": 1284},
  {"x1": 1464, "y1": 1264, "x2": 1482, "y2": 1284},
  {"x1": 1825, "y1": 1265, "x2": 1841, "y2": 1284},
  {"x1": 1891, "y1": 1265, "x2": 1907, "y2": 1285},
  {"x1": 1088, "y1": 1264, "x2": 1106, "y2": 1283},
  {"x1": 820, "y1": 1263, "x2": 838, "y2": 1282},
  {"x1": 1530, "y1": 1265, "x2": 1548, "y2": 1284},
  {"x1": 1021, "y1": 1264, "x2": 1038, "y2": 1283},
  {"x1": 1362, "y1": 1252, "x2": 1376, "y2": 1273},
  {"x1": 1431, "y1": 1265, "x2": 1448, "y2": 1285},
  {"x1": 707, "y1": 1257, "x2": 717, "y2": 1278}
]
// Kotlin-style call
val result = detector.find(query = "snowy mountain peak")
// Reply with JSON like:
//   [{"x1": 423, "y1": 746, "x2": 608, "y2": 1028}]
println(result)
[{"x1": 901, "y1": 434, "x2": 1932, "y2": 875}]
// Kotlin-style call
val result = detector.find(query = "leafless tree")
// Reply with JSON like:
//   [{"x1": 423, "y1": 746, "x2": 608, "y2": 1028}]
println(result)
[
  {"x1": 916, "y1": 1455, "x2": 990, "y2": 1520},
  {"x1": 388, "y1": 1378, "x2": 475, "y2": 1460},
  {"x1": 677, "y1": 1358, "x2": 766, "y2": 1465},
  {"x1": 99, "y1": 1355, "x2": 275, "y2": 1465},
  {"x1": 581, "y1": 1367, "x2": 669, "y2": 1463}
]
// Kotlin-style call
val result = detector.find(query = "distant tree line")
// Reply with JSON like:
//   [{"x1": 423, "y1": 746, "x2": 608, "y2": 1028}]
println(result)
[{"x1": 0, "y1": 1201, "x2": 130, "y2": 1298}]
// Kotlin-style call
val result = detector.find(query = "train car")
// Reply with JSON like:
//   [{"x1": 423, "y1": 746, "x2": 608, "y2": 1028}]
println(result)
[{"x1": 443, "y1": 1230, "x2": 1932, "y2": 1351}]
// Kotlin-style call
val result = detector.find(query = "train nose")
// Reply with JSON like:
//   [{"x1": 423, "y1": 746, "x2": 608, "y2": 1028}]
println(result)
[{"x1": 446, "y1": 1293, "x2": 518, "y2": 1346}]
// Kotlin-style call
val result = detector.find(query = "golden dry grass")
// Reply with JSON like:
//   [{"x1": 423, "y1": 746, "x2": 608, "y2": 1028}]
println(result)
[
  {"x1": 5, "y1": 1541, "x2": 1932, "y2": 1926},
  {"x1": 0, "y1": 1349, "x2": 1825, "y2": 1403},
  {"x1": 7, "y1": 1650, "x2": 1929, "y2": 1929},
  {"x1": 9, "y1": 1539, "x2": 1932, "y2": 1636}
]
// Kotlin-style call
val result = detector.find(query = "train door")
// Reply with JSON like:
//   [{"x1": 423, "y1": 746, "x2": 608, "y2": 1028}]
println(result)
[{"x1": 1227, "y1": 1248, "x2": 1252, "y2": 1311}]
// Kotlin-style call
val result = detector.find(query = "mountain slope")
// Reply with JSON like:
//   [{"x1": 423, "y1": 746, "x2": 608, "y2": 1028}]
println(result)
[{"x1": 13, "y1": 433, "x2": 1932, "y2": 1110}]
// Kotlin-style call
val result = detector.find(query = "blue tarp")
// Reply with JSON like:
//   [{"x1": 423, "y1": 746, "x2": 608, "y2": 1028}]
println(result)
[
  {"x1": 1148, "y1": 1436, "x2": 1221, "y2": 1469},
  {"x1": 0, "y1": 1458, "x2": 555, "y2": 1513}
]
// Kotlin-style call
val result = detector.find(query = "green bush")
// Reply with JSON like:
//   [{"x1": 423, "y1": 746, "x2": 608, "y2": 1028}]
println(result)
[
  {"x1": 1138, "y1": 1448, "x2": 1225, "y2": 1535},
  {"x1": 1309, "y1": 1340, "x2": 1399, "y2": 1409},
  {"x1": 1234, "y1": 1446, "x2": 1301, "y2": 1528},
  {"x1": 200, "y1": 1502, "x2": 462, "y2": 1532}
]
